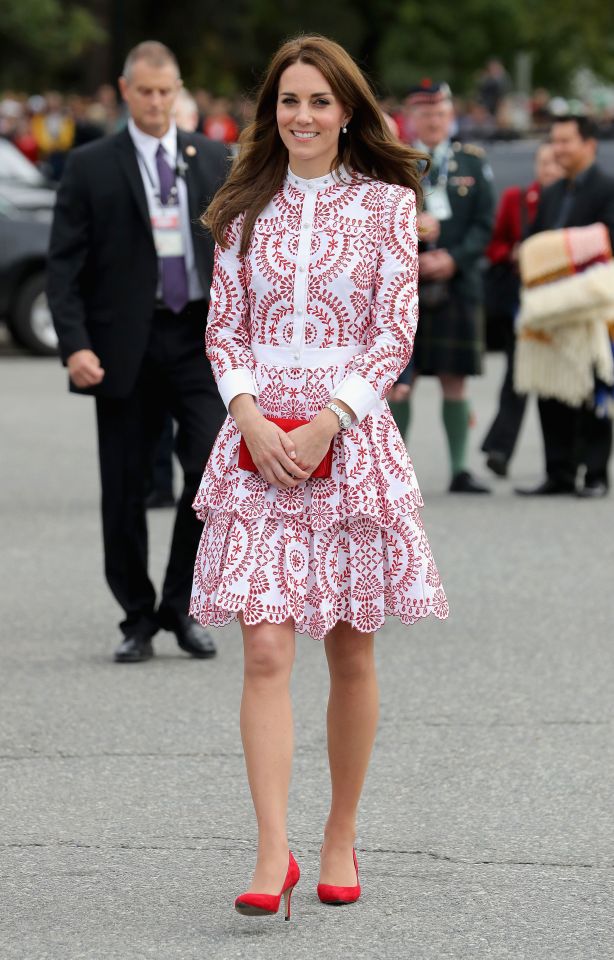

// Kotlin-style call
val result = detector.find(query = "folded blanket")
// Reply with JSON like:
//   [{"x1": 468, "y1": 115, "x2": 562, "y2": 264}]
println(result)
[
  {"x1": 519, "y1": 222, "x2": 611, "y2": 287},
  {"x1": 515, "y1": 224, "x2": 614, "y2": 407}
]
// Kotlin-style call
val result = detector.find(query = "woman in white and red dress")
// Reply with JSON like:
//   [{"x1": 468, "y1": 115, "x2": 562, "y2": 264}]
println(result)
[{"x1": 191, "y1": 35, "x2": 449, "y2": 919}]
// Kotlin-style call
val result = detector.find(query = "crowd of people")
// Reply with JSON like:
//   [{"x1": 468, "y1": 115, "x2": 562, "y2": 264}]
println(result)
[
  {"x1": 3, "y1": 59, "x2": 614, "y2": 182},
  {"x1": 0, "y1": 84, "x2": 248, "y2": 180}
]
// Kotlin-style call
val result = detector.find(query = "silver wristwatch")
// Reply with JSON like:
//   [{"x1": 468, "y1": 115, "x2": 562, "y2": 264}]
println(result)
[{"x1": 326, "y1": 401, "x2": 352, "y2": 431}]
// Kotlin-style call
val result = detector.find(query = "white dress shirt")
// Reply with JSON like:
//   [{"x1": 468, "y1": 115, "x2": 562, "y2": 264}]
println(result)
[{"x1": 128, "y1": 118, "x2": 204, "y2": 302}]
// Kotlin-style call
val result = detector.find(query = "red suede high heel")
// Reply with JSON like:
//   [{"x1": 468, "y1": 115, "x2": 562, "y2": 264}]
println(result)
[
  {"x1": 235, "y1": 852, "x2": 300, "y2": 920},
  {"x1": 317, "y1": 848, "x2": 361, "y2": 905}
]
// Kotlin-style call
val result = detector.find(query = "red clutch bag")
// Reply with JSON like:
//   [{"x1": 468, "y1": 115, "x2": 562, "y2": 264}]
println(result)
[{"x1": 238, "y1": 417, "x2": 333, "y2": 479}]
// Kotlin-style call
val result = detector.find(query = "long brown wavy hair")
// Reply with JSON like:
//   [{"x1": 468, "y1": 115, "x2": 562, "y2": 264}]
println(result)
[{"x1": 204, "y1": 34, "x2": 428, "y2": 253}]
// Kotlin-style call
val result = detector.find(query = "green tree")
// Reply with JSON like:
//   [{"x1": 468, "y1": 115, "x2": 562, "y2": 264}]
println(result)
[
  {"x1": 140, "y1": 0, "x2": 614, "y2": 98},
  {"x1": 122, "y1": 0, "x2": 369, "y2": 94},
  {"x1": 0, "y1": 0, "x2": 104, "y2": 88},
  {"x1": 375, "y1": 0, "x2": 614, "y2": 96},
  {"x1": 2, "y1": 0, "x2": 613, "y2": 98},
  {"x1": 521, "y1": 0, "x2": 614, "y2": 89},
  {"x1": 376, "y1": 0, "x2": 525, "y2": 95}
]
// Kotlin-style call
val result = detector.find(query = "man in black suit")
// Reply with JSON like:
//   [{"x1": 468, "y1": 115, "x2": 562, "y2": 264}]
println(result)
[
  {"x1": 516, "y1": 115, "x2": 614, "y2": 498},
  {"x1": 48, "y1": 41, "x2": 229, "y2": 661}
]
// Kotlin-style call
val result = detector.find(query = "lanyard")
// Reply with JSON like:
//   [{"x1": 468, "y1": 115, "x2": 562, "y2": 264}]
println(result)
[
  {"x1": 421, "y1": 142, "x2": 453, "y2": 228},
  {"x1": 425, "y1": 145, "x2": 451, "y2": 189},
  {"x1": 136, "y1": 147, "x2": 181, "y2": 208}
]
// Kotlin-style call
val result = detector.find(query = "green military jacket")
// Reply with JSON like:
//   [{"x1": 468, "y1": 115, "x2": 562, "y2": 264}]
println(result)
[{"x1": 419, "y1": 140, "x2": 496, "y2": 302}]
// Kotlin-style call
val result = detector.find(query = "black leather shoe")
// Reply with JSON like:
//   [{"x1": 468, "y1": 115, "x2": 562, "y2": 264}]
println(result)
[
  {"x1": 485, "y1": 451, "x2": 509, "y2": 478},
  {"x1": 114, "y1": 635, "x2": 154, "y2": 663},
  {"x1": 449, "y1": 471, "x2": 491, "y2": 494},
  {"x1": 172, "y1": 615, "x2": 217, "y2": 658},
  {"x1": 576, "y1": 480, "x2": 608, "y2": 498},
  {"x1": 514, "y1": 478, "x2": 575, "y2": 496}
]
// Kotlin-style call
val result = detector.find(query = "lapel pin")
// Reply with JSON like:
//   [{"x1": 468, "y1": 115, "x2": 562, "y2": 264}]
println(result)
[{"x1": 185, "y1": 145, "x2": 197, "y2": 157}]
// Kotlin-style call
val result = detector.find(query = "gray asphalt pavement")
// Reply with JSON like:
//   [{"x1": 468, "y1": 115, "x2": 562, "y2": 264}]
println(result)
[{"x1": 1, "y1": 355, "x2": 613, "y2": 960}]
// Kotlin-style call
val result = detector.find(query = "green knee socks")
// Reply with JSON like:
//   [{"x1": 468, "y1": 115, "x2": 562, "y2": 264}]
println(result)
[
  {"x1": 391, "y1": 396, "x2": 469, "y2": 475},
  {"x1": 389, "y1": 399, "x2": 411, "y2": 440},
  {"x1": 442, "y1": 398, "x2": 470, "y2": 477}
]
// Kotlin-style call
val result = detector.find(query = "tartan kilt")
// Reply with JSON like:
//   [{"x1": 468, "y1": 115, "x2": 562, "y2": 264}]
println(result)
[{"x1": 414, "y1": 291, "x2": 484, "y2": 376}]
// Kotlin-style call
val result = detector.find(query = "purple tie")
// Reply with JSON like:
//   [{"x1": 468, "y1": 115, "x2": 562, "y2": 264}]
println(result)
[{"x1": 155, "y1": 143, "x2": 189, "y2": 313}]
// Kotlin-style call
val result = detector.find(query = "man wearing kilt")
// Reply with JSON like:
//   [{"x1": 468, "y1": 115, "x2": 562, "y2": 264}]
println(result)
[{"x1": 389, "y1": 81, "x2": 495, "y2": 493}]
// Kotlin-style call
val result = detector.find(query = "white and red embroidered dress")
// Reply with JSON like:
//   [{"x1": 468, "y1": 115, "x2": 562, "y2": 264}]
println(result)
[{"x1": 190, "y1": 167, "x2": 449, "y2": 640}]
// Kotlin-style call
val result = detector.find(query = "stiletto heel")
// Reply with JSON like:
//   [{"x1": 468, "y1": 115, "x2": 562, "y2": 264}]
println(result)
[
  {"x1": 283, "y1": 884, "x2": 293, "y2": 920},
  {"x1": 317, "y1": 847, "x2": 361, "y2": 905},
  {"x1": 235, "y1": 851, "x2": 300, "y2": 919}
]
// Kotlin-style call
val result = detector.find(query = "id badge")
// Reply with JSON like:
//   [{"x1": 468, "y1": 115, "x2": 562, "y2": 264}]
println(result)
[
  {"x1": 425, "y1": 185, "x2": 453, "y2": 221},
  {"x1": 151, "y1": 207, "x2": 184, "y2": 258}
]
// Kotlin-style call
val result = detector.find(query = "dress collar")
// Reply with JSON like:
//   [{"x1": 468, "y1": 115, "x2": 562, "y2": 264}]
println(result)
[
  {"x1": 128, "y1": 118, "x2": 177, "y2": 164},
  {"x1": 285, "y1": 164, "x2": 353, "y2": 193}
]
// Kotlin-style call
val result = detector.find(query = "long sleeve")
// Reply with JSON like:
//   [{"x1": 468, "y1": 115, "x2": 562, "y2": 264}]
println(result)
[
  {"x1": 333, "y1": 186, "x2": 419, "y2": 422},
  {"x1": 205, "y1": 215, "x2": 257, "y2": 410},
  {"x1": 486, "y1": 187, "x2": 521, "y2": 265},
  {"x1": 47, "y1": 151, "x2": 92, "y2": 363}
]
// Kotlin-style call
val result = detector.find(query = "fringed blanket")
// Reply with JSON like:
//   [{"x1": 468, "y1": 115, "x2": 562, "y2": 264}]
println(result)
[{"x1": 514, "y1": 223, "x2": 614, "y2": 408}]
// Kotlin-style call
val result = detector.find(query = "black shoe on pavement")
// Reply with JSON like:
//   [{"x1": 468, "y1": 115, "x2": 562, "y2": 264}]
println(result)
[
  {"x1": 449, "y1": 470, "x2": 491, "y2": 494},
  {"x1": 576, "y1": 480, "x2": 608, "y2": 499},
  {"x1": 145, "y1": 490, "x2": 176, "y2": 509},
  {"x1": 114, "y1": 635, "x2": 154, "y2": 663},
  {"x1": 514, "y1": 478, "x2": 575, "y2": 496},
  {"x1": 485, "y1": 450, "x2": 509, "y2": 478},
  {"x1": 172, "y1": 615, "x2": 217, "y2": 658}
]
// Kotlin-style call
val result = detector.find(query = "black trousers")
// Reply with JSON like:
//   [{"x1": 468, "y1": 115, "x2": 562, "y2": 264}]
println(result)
[
  {"x1": 538, "y1": 396, "x2": 612, "y2": 487},
  {"x1": 481, "y1": 320, "x2": 527, "y2": 461},
  {"x1": 150, "y1": 415, "x2": 175, "y2": 497},
  {"x1": 95, "y1": 301, "x2": 226, "y2": 637}
]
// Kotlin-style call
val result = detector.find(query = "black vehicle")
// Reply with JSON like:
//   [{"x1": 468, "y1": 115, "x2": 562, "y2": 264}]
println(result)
[
  {"x1": 0, "y1": 196, "x2": 56, "y2": 355},
  {"x1": 0, "y1": 140, "x2": 57, "y2": 354}
]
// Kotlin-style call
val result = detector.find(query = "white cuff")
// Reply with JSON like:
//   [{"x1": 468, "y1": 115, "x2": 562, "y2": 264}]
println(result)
[
  {"x1": 217, "y1": 367, "x2": 258, "y2": 411},
  {"x1": 332, "y1": 373, "x2": 380, "y2": 424}
]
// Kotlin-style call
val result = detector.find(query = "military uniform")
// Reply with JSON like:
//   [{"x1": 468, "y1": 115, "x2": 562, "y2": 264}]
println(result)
[
  {"x1": 391, "y1": 80, "x2": 495, "y2": 493},
  {"x1": 412, "y1": 140, "x2": 495, "y2": 376}
]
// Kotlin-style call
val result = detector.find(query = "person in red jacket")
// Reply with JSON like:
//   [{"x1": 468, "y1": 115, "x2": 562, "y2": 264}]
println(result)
[{"x1": 481, "y1": 142, "x2": 562, "y2": 476}]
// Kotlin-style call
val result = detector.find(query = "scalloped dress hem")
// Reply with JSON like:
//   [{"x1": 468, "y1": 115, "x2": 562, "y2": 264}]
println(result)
[{"x1": 189, "y1": 596, "x2": 449, "y2": 643}]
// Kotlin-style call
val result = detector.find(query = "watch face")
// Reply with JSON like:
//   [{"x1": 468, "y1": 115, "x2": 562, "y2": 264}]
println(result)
[{"x1": 328, "y1": 402, "x2": 351, "y2": 429}]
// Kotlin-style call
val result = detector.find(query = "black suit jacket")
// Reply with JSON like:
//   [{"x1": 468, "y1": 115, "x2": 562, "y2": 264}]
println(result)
[
  {"x1": 47, "y1": 127, "x2": 229, "y2": 397},
  {"x1": 529, "y1": 163, "x2": 614, "y2": 249}
]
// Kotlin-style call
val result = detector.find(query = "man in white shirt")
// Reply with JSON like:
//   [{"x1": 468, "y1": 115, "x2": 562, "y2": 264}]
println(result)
[{"x1": 48, "y1": 41, "x2": 229, "y2": 662}]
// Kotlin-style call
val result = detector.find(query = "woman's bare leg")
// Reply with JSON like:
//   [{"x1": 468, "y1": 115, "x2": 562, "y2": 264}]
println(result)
[
  {"x1": 320, "y1": 623, "x2": 378, "y2": 885},
  {"x1": 239, "y1": 616, "x2": 296, "y2": 893}
]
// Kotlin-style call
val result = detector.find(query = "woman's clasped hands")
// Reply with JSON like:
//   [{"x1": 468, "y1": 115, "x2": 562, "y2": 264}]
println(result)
[{"x1": 230, "y1": 394, "x2": 339, "y2": 490}]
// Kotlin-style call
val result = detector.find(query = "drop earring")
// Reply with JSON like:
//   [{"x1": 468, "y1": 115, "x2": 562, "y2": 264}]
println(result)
[{"x1": 342, "y1": 125, "x2": 348, "y2": 134}]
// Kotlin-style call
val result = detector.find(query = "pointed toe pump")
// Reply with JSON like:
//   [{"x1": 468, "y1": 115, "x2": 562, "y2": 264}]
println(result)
[
  {"x1": 317, "y1": 848, "x2": 361, "y2": 906},
  {"x1": 234, "y1": 852, "x2": 300, "y2": 920}
]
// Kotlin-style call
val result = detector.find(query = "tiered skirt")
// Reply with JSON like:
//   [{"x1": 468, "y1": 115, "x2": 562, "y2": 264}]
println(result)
[{"x1": 190, "y1": 357, "x2": 448, "y2": 640}]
